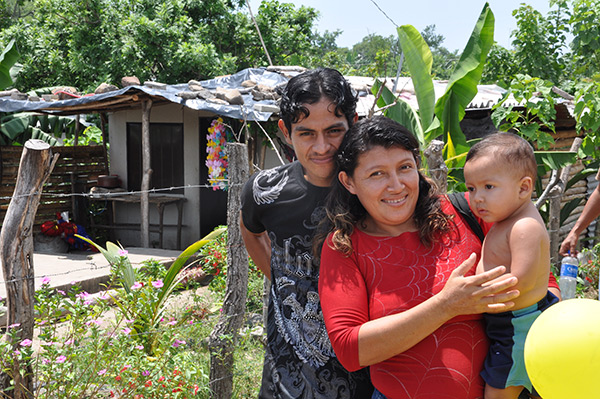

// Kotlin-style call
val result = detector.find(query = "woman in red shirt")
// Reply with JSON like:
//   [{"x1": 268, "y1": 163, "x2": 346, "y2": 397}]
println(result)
[{"x1": 317, "y1": 116, "x2": 522, "y2": 399}]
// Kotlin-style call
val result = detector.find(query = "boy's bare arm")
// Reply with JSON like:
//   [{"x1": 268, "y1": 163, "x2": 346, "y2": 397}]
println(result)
[
  {"x1": 239, "y1": 212, "x2": 272, "y2": 280},
  {"x1": 507, "y1": 217, "x2": 550, "y2": 301}
]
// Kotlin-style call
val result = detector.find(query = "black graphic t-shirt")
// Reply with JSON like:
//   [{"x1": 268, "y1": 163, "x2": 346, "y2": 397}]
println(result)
[{"x1": 241, "y1": 161, "x2": 373, "y2": 399}]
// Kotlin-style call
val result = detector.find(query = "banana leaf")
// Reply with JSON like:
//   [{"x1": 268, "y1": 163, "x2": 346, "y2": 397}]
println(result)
[
  {"x1": 396, "y1": 25, "x2": 436, "y2": 133},
  {"x1": 435, "y1": 2, "x2": 495, "y2": 156},
  {"x1": 30, "y1": 126, "x2": 59, "y2": 146},
  {"x1": 0, "y1": 39, "x2": 19, "y2": 90},
  {"x1": 534, "y1": 151, "x2": 578, "y2": 176},
  {"x1": 372, "y1": 79, "x2": 424, "y2": 147},
  {"x1": 0, "y1": 113, "x2": 33, "y2": 140}
]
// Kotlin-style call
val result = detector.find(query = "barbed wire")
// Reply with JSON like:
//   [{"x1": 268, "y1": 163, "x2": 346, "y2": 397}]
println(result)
[{"x1": 0, "y1": 182, "x2": 243, "y2": 202}]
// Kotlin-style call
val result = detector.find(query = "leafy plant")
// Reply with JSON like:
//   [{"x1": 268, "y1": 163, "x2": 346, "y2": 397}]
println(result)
[
  {"x1": 76, "y1": 226, "x2": 226, "y2": 355},
  {"x1": 491, "y1": 74, "x2": 557, "y2": 149}
]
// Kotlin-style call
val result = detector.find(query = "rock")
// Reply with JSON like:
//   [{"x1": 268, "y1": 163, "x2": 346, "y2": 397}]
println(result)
[
  {"x1": 241, "y1": 80, "x2": 257, "y2": 88},
  {"x1": 206, "y1": 97, "x2": 229, "y2": 106},
  {"x1": 251, "y1": 84, "x2": 280, "y2": 101},
  {"x1": 10, "y1": 92, "x2": 28, "y2": 101},
  {"x1": 28, "y1": 95, "x2": 40, "y2": 102},
  {"x1": 195, "y1": 88, "x2": 216, "y2": 100},
  {"x1": 121, "y1": 76, "x2": 140, "y2": 87},
  {"x1": 0, "y1": 88, "x2": 19, "y2": 97},
  {"x1": 144, "y1": 81, "x2": 167, "y2": 90},
  {"x1": 95, "y1": 83, "x2": 119, "y2": 94},
  {"x1": 188, "y1": 79, "x2": 203, "y2": 87},
  {"x1": 215, "y1": 87, "x2": 244, "y2": 105},
  {"x1": 254, "y1": 103, "x2": 280, "y2": 113},
  {"x1": 188, "y1": 83, "x2": 204, "y2": 92},
  {"x1": 53, "y1": 86, "x2": 79, "y2": 100},
  {"x1": 177, "y1": 91, "x2": 198, "y2": 100}
]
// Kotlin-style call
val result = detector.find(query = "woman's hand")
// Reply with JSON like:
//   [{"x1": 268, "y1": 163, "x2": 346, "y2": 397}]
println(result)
[{"x1": 437, "y1": 253, "x2": 520, "y2": 318}]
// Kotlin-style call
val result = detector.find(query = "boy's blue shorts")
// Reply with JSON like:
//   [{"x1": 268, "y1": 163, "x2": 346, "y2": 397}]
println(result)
[{"x1": 481, "y1": 291, "x2": 559, "y2": 392}]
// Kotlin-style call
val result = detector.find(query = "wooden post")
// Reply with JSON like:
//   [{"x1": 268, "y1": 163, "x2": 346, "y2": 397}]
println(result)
[
  {"x1": 209, "y1": 143, "x2": 249, "y2": 399},
  {"x1": 141, "y1": 99, "x2": 153, "y2": 247},
  {"x1": 538, "y1": 138, "x2": 582, "y2": 266},
  {"x1": 100, "y1": 113, "x2": 110, "y2": 175},
  {"x1": 424, "y1": 139, "x2": 447, "y2": 193},
  {"x1": 0, "y1": 140, "x2": 59, "y2": 398}
]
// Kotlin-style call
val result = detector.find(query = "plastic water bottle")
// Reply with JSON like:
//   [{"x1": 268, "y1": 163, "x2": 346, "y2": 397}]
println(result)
[{"x1": 559, "y1": 253, "x2": 579, "y2": 300}]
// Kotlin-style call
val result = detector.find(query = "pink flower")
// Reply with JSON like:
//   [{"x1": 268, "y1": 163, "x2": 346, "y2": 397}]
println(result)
[
  {"x1": 98, "y1": 291, "x2": 110, "y2": 300},
  {"x1": 172, "y1": 339, "x2": 186, "y2": 348},
  {"x1": 57, "y1": 290, "x2": 66, "y2": 296},
  {"x1": 56, "y1": 355, "x2": 67, "y2": 363},
  {"x1": 135, "y1": 345, "x2": 144, "y2": 350},
  {"x1": 118, "y1": 249, "x2": 128, "y2": 257},
  {"x1": 64, "y1": 339, "x2": 74, "y2": 345},
  {"x1": 142, "y1": 370, "x2": 150, "y2": 376},
  {"x1": 122, "y1": 328, "x2": 132, "y2": 335},
  {"x1": 152, "y1": 280, "x2": 164, "y2": 288},
  {"x1": 19, "y1": 339, "x2": 32, "y2": 347},
  {"x1": 8, "y1": 323, "x2": 20, "y2": 329},
  {"x1": 131, "y1": 282, "x2": 143, "y2": 290},
  {"x1": 98, "y1": 369, "x2": 107, "y2": 376},
  {"x1": 41, "y1": 276, "x2": 51, "y2": 285}
]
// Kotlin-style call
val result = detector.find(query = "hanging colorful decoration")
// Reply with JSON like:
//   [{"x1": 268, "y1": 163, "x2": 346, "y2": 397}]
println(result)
[{"x1": 206, "y1": 118, "x2": 231, "y2": 190}]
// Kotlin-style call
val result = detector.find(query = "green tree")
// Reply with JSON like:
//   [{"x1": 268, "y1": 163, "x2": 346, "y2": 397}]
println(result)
[
  {"x1": 509, "y1": 2, "x2": 569, "y2": 84},
  {"x1": 570, "y1": 0, "x2": 600, "y2": 78},
  {"x1": 481, "y1": 44, "x2": 518, "y2": 87},
  {"x1": 0, "y1": 0, "x2": 330, "y2": 92}
]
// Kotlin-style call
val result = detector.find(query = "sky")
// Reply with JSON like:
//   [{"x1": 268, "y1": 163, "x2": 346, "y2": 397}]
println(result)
[{"x1": 246, "y1": 0, "x2": 552, "y2": 51}]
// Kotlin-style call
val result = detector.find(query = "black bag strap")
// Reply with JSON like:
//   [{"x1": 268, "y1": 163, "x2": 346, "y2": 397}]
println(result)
[{"x1": 448, "y1": 192, "x2": 485, "y2": 243}]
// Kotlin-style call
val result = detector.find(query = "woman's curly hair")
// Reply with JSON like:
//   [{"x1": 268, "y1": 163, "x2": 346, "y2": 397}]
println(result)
[{"x1": 314, "y1": 115, "x2": 455, "y2": 257}]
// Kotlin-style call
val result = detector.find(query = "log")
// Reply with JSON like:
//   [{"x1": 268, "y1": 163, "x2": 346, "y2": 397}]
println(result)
[
  {"x1": 0, "y1": 140, "x2": 59, "y2": 398},
  {"x1": 209, "y1": 143, "x2": 249, "y2": 398}
]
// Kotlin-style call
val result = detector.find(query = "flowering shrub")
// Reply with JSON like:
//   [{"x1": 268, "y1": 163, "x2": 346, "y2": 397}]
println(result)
[
  {"x1": 0, "y1": 226, "x2": 266, "y2": 398},
  {"x1": 578, "y1": 243, "x2": 600, "y2": 297},
  {"x1": 197, "y1": 226, "x2": 264, "y2": 313}
]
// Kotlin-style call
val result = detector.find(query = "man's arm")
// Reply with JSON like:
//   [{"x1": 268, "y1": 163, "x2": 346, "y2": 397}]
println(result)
[
  {"x1": 560, "y1": 184, "x2": 600, "y2": 256},
  {"x1": 239, "y1": 212, "x2": 272, "y2": 280}
]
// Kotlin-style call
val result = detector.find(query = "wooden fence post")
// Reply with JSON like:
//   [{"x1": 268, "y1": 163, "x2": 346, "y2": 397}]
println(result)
[
  {"x1": 141, "y1": 99, "x2": 153, "y2": 248},
  {"x1": 424, "y1": 139, "x2": 447, "y2": 193},
  {"x1": 209, "y1": 143, "x2": 249, "y2": 399},
  {"x1": 0, "y1": 140, "x2": 59, "y2": 398}
]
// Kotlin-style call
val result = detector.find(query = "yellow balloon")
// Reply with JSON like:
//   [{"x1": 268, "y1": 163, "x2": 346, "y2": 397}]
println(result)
[{"x1": 524, "y1": 299, "x2": 600, "y2": 399}]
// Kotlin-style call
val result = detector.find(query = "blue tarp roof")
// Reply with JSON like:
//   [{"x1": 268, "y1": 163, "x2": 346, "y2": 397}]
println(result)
[{"x1": 0, "y1": 68, "x2": 289, "y2": 121}]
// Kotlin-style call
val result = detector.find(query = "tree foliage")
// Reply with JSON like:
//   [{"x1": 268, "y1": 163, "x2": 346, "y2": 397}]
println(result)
[{"x1": 0, "y1": 0, "x2": 344, "y2": 92}]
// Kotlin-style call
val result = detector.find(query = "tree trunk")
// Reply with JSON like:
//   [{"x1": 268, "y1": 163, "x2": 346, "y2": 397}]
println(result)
[
  {"x1": 141, "y1": 99, "x2": 153, "y2": 247},
  {"x1": 209, "y1": 143, "x2": 249, "y2": 399},
  {"x1": 0, "y1": 140, "x2": 59, "y2": 398}
]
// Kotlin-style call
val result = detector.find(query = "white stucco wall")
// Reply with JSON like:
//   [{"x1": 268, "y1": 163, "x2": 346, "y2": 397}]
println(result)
[{"x1": 107, "y1": 103, "x2": 217, "y2": 249}]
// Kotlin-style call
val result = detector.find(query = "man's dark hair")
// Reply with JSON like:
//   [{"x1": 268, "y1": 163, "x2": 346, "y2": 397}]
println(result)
[{"x1": 279, "y1": 68, "x2": 357, "y2": 132}]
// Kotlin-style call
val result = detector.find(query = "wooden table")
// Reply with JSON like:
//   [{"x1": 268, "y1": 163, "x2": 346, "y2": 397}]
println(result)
[{"x1": 89, "y1": 190, "x2": 186, "y2": 249}]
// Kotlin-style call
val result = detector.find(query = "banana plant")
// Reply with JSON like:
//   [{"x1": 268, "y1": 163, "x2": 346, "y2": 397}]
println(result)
[
  {"x1": 0, "y1": 112, "x2": 78, "y2": 146},
  {"x1": 375, "y1": 2, "x2": 494, "y2": 181},
  {"x1": 376, "y1": 2, "x2": 579, "y2": 194}
]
